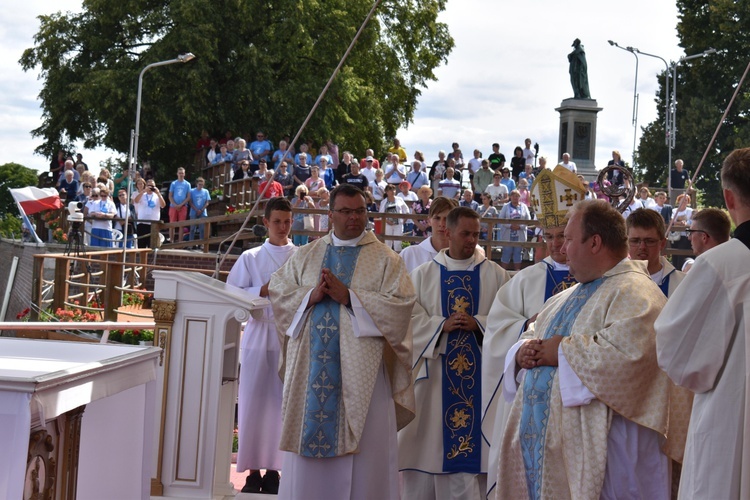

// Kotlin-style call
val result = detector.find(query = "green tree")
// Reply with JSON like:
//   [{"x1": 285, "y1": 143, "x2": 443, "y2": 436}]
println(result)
[
  {"x1": 0, "y1": 163, "x2": 41, "y2": 216},
  {"x1": 21, "y1": 0, "x2": 453, "y2": 176},
  {"x1": 0, "y1": 215, "x2": 23, "y2": 239},
  {"x1": 636, "y1": 0, "x2": 750, "y2": 207}
]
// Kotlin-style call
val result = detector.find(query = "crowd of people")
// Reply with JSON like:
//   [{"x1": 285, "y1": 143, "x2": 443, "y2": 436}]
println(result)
[
  {"x1": 194, "y1": 132, "x2": 668, "y2": 265},
  {"x1": 50, "y1": 131, "x2": 709, "y2": 269},
  {"x1": 223, "y1": 145, "x2": 748, "y2": 500}
]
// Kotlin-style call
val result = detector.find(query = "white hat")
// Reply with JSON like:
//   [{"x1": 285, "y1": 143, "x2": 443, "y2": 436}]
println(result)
[{"x1": 530, "y1": 165, "x2": 587, "y2": 228}]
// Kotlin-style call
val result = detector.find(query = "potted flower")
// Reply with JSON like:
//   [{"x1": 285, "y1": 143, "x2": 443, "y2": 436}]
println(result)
[{"x1": 210, "y1": 187, "x2": 224, "y2": 201}]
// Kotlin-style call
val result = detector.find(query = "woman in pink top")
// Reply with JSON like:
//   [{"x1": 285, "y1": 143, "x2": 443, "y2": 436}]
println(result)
[
  {"x1": 517, "y1": 178, "x2": 531, "y2": 207},
  {"x1": 304, "y1": 166, "x2": 326, "y2": 197}
]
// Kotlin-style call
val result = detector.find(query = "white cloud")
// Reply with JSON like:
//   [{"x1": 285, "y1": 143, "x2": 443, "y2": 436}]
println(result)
[
  {"x1": 398, "y1": 0, "x2": 685, "y2": 174},
  {"x1": 3, "y1": 0, "x2": 689, "y2": 180}
]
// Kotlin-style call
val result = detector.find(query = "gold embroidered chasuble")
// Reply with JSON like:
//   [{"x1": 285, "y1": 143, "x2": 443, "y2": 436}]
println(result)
[
  {"x1": 498, "y1": 260, "x2": 690, "y2": 499},
  {"x1": 269, "y1": 231, "x2": 416, "y2": 456}
]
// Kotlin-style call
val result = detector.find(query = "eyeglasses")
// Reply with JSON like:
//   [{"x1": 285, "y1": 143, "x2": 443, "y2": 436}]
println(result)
[
  {"x1": 333, "y1": 208, "x2": 367, "y2": 216},
  {"x1": 686, "y1": 229, "x2": 708, "y2": 236},
  {"x1": 628, "y1": 238, "x2": 661, "y2": 247},
  {"x1": 83, "y1": 184, "x2": 91, "y2": 188}
]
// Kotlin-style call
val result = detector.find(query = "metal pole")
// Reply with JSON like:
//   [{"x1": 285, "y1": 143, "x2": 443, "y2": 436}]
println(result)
[
  {"x1": 632, "y1": 48, "x2": 671, "y2": 189},
  {"x1": 125, "y1": 53, "x2": 194, "y2": 263},
  {"x1": 608, "y1": 41, "x2": 641, "y2": 168}
]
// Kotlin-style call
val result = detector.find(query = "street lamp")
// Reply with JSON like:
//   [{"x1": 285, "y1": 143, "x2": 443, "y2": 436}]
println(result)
[
  {"x1": 125, "y1": 53, "x2": 195, "y2": 252},
  {"x1": 130, "y1": 53, "x2": 196, "y2": 174},
  {"x1": 630, "y1": 47, "x2": 671, "y2": 188},
  {"x1": 608, "y1": 40, "x2": 640, "y2": 168}
]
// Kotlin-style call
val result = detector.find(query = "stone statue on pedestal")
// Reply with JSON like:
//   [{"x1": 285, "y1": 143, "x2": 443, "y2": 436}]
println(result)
[{"x1": 568, "y1": 38, "x2": 591, "y2": 99}]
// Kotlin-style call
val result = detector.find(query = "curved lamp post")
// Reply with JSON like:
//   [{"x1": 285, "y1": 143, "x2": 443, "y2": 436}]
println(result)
[
  {"x1": 130, "y1": 53, "x2": 196, "y2": 173},
  {"x1": 124, "y1": 53, "x2": 195, "y2": 254}
]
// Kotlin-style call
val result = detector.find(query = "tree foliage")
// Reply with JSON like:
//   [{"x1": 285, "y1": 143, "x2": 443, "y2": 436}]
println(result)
[
  {"x1": 21, "y1": 0, "x2": 454, "y2": 176},
  {"x1": 0, "y1": 163, "x2": 41, "y2": 217},
  {"x1": 636, "y1": 0, "x2": 750, "y2": 207}
]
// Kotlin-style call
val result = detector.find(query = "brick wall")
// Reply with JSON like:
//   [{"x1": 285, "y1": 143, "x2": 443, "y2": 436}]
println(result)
[{"x1": 0, "y1": 239, "x2": 63, "y2": 322}]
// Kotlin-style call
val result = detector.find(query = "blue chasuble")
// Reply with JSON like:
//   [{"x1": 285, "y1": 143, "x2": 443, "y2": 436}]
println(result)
[
  {"x1": 300, "y1": 244, "x2": 362, "y2": 458},
  {"x1": 543, "y1": 262, "x2": 577, "y2": 301},
  {"x1": 519, "y1": 277, "x2": 606, "y2": 499},
  {"x1": 439, "y1": 262, "x2": 483, "y2": 473}
]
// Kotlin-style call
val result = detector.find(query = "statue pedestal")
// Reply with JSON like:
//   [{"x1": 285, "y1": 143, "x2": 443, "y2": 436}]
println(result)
[{"x1": 556, "y1": 98, "x2": 602, "y2": 180}]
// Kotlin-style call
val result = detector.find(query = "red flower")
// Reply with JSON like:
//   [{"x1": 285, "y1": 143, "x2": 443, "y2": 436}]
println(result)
[{"x1": 16, "y1": 308, "x2": 30, "y2": 319}]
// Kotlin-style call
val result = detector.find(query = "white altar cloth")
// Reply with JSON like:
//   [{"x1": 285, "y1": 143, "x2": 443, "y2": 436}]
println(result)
[{"x1": 0, "y1": 337, "x2": 159, "y2": 500}]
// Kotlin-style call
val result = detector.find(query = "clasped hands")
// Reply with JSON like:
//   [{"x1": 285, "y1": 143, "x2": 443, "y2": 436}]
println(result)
[
  {"x1": 442, "y1": 312, "x2": 479, "y2": 333},
  {"x1": 515, "y1": 335, "x2": 563, "y2": 369},
  {"x1": 308, "y1": 268, "x2": 351, "y2": 308}
]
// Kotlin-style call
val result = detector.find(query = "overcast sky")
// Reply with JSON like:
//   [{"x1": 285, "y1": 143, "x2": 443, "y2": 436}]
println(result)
[{"x1": 3, "y1": 1, "x2": 684, "y2": 177}]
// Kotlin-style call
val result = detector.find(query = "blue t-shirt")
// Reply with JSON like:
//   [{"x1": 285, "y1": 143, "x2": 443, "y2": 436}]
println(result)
[
  {"x1": 273, "y1": 149, "x2": 291, "y2": 168},
  {"x1": 250, "y1": 140, "x2": 273, "y2": 163},
  {"x1": 501, "y1": 177, "x2": 516, "y2": 193},
  {"x1": 170, "y1": 179, "x2": 191, "y2": 205},
  {"x1": 190, "y1": 187, "x2": 211, "y2": 216},
  {"x1": 314, "y1": 154, "x2": 333, "y2": 167}
]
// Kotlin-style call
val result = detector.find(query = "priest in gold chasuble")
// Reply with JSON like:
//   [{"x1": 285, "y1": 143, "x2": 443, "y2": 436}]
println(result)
[
  {"x1": 496, "y1": 200, "x2": 689, "y2": 500},
  {"x1": 483, "y1": 165, "x2": 586, "y2": 497},
  {"x1": 270, "y1": 184, "x2": 416, "y2": 500}
]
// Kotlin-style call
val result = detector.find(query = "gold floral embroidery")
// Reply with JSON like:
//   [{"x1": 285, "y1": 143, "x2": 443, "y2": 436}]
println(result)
[{"x1": 449, "y1": 352, "x2": 473, "y2": 376}]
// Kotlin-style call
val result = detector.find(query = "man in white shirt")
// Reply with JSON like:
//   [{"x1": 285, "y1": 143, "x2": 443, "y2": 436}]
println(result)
[
  {"x1": 560, "y1": 152, "x2": 577, "y2": 173},
  {"x1": 522, "y1": 138, "x2": 535, "y2": 167},
  {"x1": 438, "y1": 167, "x2": 461, "y2": 199},
  {"x1": 385, "y1": 154, "x2": 407, "y2": 185},
  {"x1": 361, "y1": 156, "x2": 378, "y2": 185},
  {"x1": 484, "y1": 171, "x2": 509, "y2": 208}
]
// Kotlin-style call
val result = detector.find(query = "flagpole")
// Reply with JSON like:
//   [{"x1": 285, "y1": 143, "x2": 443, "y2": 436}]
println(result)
[{"x1": 14, "y1": 199, "x2": 43, "y2": 244}]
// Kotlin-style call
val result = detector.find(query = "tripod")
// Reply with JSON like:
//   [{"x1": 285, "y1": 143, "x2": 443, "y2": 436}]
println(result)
[{"x1": 65, "y1": 221, "x2": 85, "y2": 256}]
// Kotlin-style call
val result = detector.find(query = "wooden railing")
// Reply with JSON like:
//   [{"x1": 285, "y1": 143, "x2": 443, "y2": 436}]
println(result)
[{"x1": 30, "y1": 248, "x2": 234, "y2": 322}]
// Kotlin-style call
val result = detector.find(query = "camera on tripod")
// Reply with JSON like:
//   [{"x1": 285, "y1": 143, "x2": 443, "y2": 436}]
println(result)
[
  {"x1": 67, "y1": 201, "x2": 84, "y2": 223},
  {"x1": 65, "y1": 201, "x2": 85, "y2": 255}
]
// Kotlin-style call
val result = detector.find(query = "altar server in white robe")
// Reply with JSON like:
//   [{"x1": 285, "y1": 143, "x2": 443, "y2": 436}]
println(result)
[
  {"x1": 226, "y1": 197, "x2": 297, "y2": 494},
  {"x1": 400, "y1": 196, "x2": 457, "y2": 273},
  {"x1": 482, "y1": 165, "x2": 585, "y2": 497},
  {"x1": 656, "y1": 147, "x2": 750, "y2": 500},
  {"x1": 269, "y1": 184, "x2": 416, "y2": 500},
  {"x1": 498, "y1": 199, "x2": 690, "y2": 500},
  {"x1": 626, "y1": 208, "x2": 686, "y2": 297},
  {"x1": 401, "y1": 206, "x2": 508, "y2": 499},
  {"x1": 626, "y1": 207, "x2": 693, "y2": 479}
]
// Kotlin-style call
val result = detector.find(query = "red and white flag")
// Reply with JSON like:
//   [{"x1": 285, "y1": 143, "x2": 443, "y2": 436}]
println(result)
[{"x1": 9, "y1": 187, "x2": 62, "y2": 215}]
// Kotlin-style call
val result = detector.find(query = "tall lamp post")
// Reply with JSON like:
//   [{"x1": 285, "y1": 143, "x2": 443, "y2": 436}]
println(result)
[
  {"x1": 630, "y1": 48, "x2": 671, "y2": 188},
  {"x1": 124, "y1": 53, "x2": 195, "y2": 252},
  {"x1": 608, "y1": 40, "x2": 640, "y2": 168}
]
